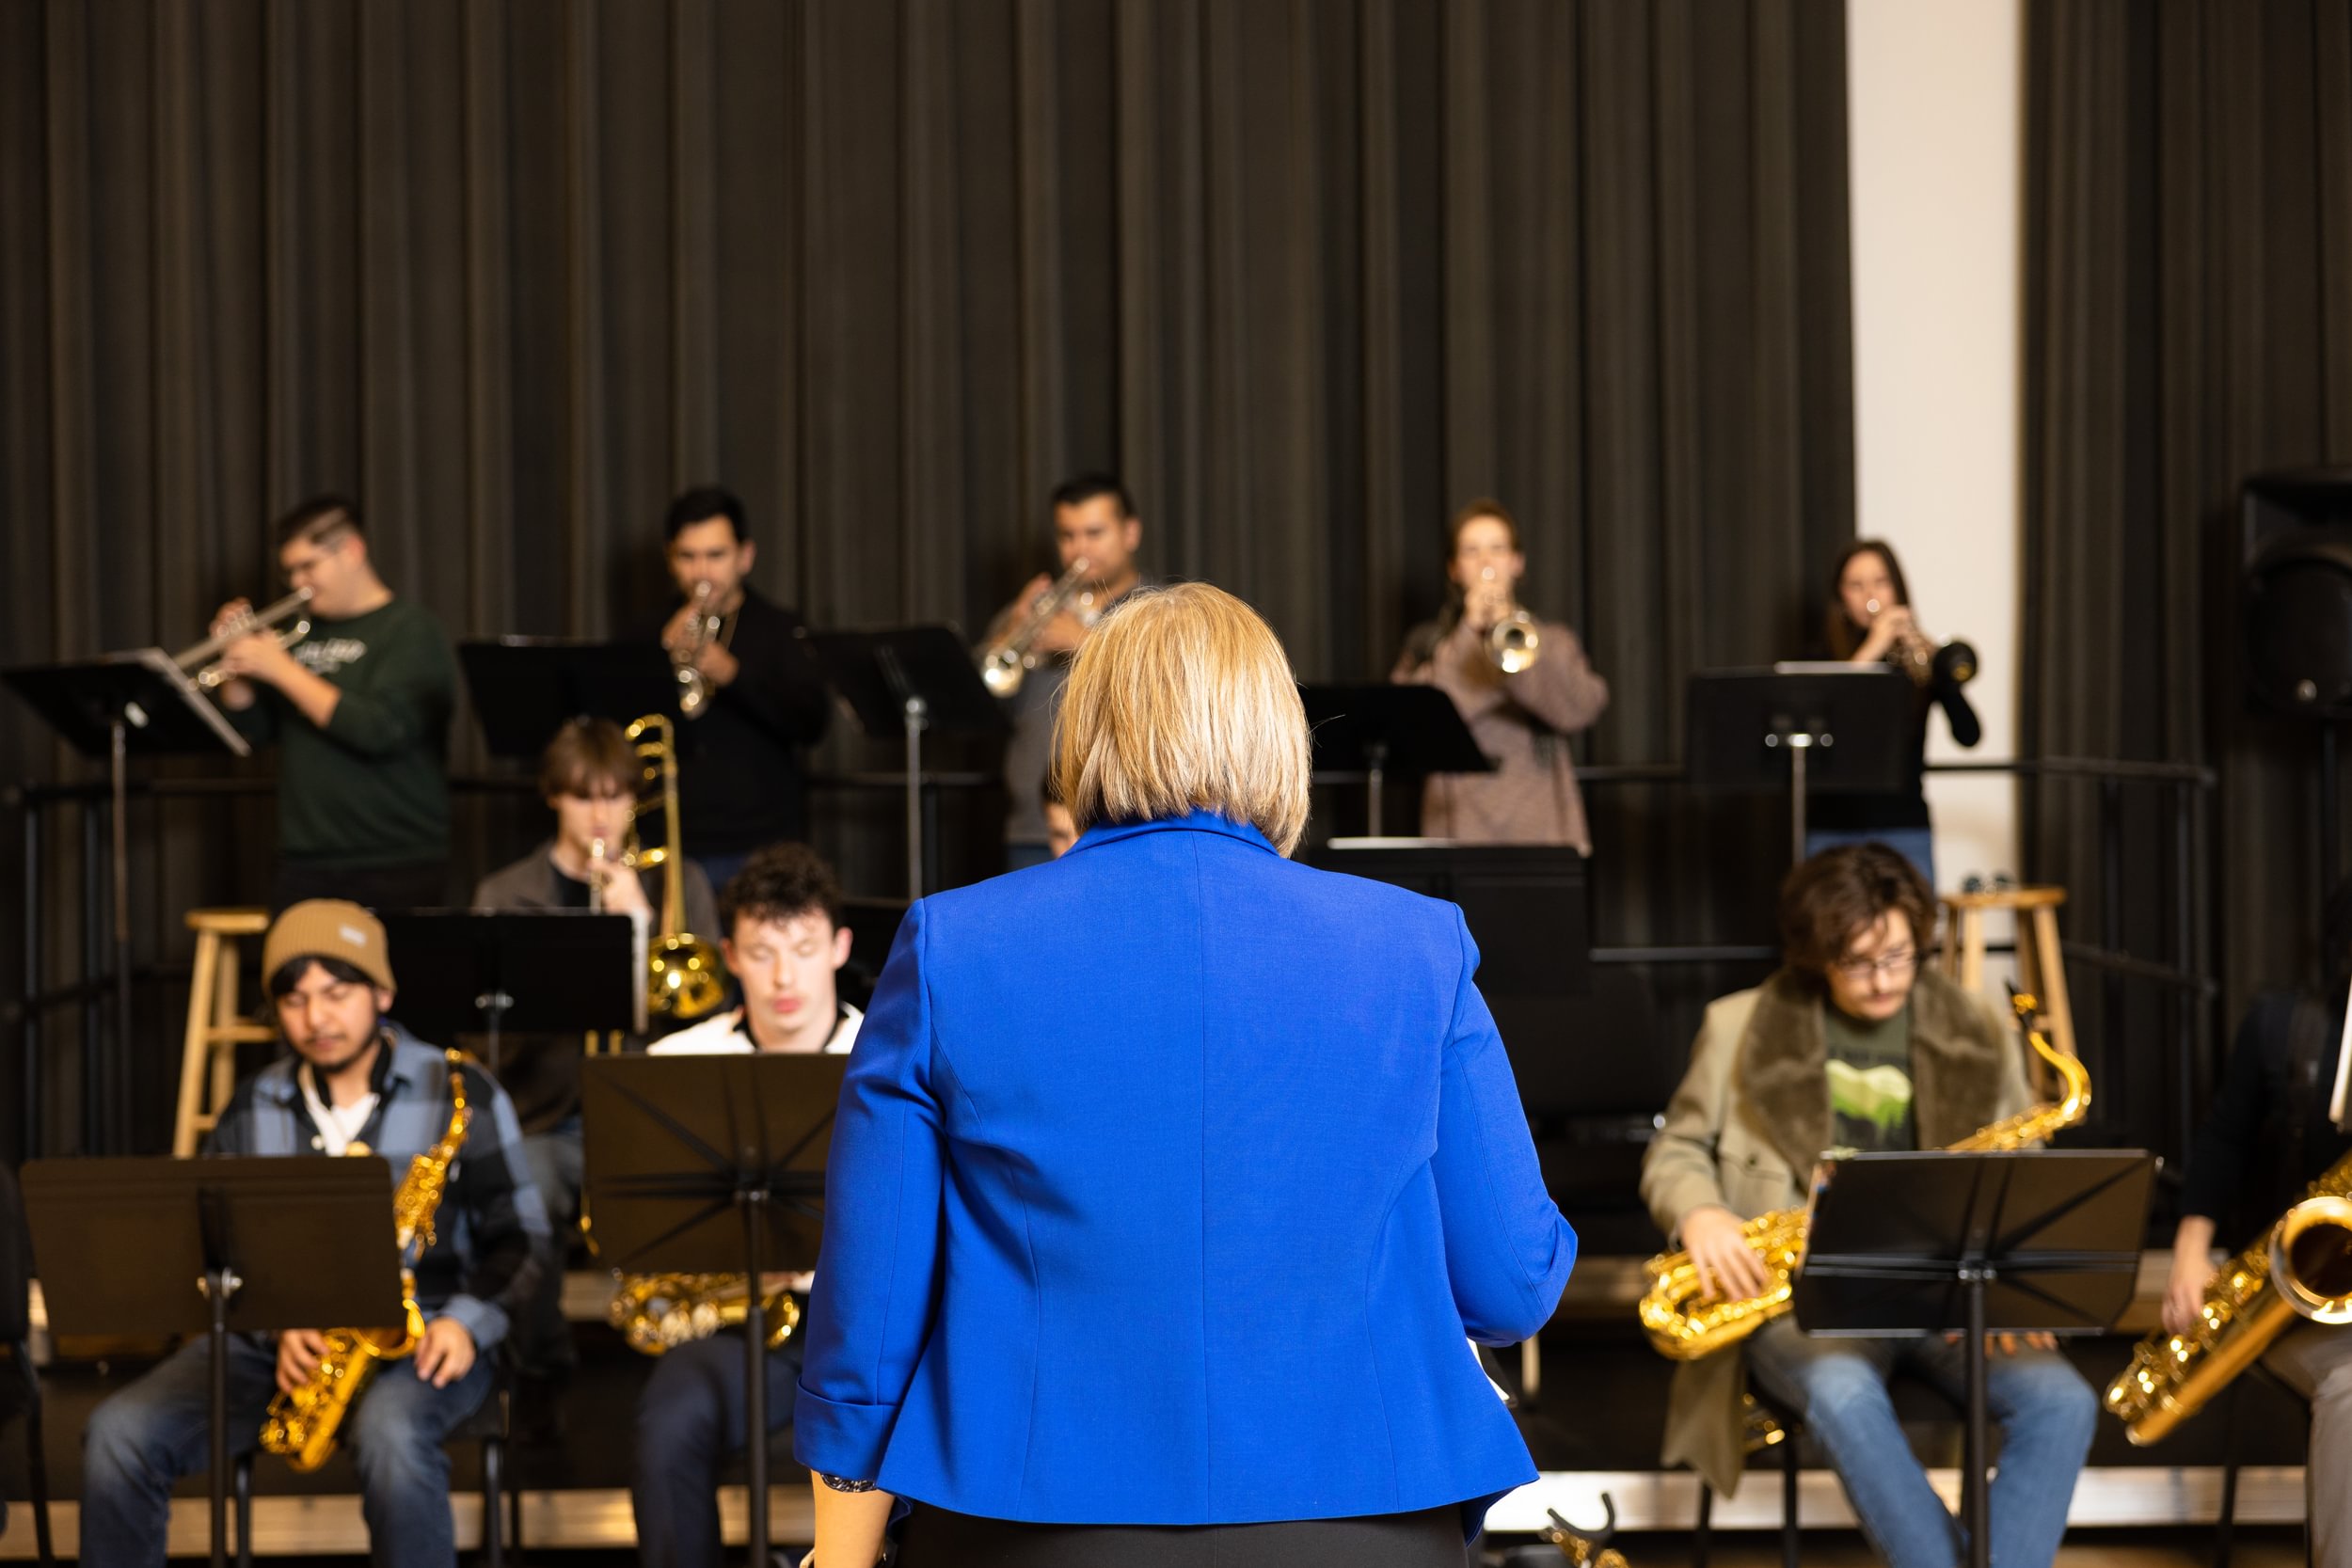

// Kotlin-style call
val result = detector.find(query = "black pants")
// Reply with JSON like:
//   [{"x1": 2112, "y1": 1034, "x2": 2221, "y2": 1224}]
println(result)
[
  {"x1": 897, "y1": 1503, "x2": 1468, "y2": 1567},
  {"x1": 629, "y1": 1331, "x2": 802, "y2": 1568},
  {"x1": 270, "y1": 859, "x2": 449, "y2": 916}
]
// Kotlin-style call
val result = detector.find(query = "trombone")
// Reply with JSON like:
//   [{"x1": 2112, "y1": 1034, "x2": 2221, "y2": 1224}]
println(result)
[
  {"x1": 614, "y1": 714, "x2": 725, "y2": 1020},
  {"x1": 175, "y1": 588, "x2": 314, "y2": 689}
]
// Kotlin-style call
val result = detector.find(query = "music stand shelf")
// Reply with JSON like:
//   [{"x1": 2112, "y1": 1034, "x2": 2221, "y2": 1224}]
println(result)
[{"x1": 1299, "y1": 684, "x2": 1490, "y2": 834}]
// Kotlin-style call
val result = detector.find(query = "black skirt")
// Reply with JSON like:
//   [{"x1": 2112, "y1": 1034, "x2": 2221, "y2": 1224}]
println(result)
[{"x1": 896, "y1": 1502, "x2": 1468, "y2": 1568}]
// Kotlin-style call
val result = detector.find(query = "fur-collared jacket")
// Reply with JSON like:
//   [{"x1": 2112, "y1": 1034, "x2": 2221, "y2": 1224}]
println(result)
[{"x1": 1638, "y1": 967, "x2": 2029, "y2": 1495}]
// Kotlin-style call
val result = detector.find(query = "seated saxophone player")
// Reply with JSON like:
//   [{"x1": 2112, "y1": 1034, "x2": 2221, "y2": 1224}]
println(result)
[
  {"x1": 2161, "y1": 880, "x2": 2352, "y2": 1568},
  {"x1": 629, "y1": 843, "x2": 860, "y2": 1568},
  {"x1": 983, "y1": 472, "x2": 1150, "y2": 872},
  {"x1": 1640, "y1": 846, "x2": 2095, "y2": 1568},
  {"x1": 471, "y1": 717, "x2": 720, "y2": 1386},
  {"x1": 80, "y1": 901, "x2": 550, "y2": 1568},
  {"x1": 1391, "y1": 499, "x2": 1609, "y2": 848}
]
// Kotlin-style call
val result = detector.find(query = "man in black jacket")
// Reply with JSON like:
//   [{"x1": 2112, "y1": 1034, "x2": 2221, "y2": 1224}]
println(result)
[
  {"x1": 652, "y1": 486, "x2": 834, "y2": 891},
  {"x1": 2166, "y1": 882, "x2": 2352, "y2": 1568}
]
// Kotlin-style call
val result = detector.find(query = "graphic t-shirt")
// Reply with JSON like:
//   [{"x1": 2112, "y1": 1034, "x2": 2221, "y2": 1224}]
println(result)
[{"x1": 1823, "y1": 1001, "x2": 1916, "y2": 1153}]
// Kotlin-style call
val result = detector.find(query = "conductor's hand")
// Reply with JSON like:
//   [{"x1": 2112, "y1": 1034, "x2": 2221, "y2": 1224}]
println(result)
[
  {"x1": 1680, "y1": 1206, "x2": 1772, "y2": 1303},
  {"x1": 413, "y1": 1318, "x2": 477, "y2": 1388},
  {"x1": 276, "y1": 1329, "x2": 331, "y2": 1395}
]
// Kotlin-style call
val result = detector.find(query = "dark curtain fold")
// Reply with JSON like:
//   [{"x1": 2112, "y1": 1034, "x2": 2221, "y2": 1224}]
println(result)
[
  {"x1": 0, "y1": 0, "x2": 1852, "y2": 1158},
  {"x1": 2025, "y1": 0, "x2": 2352, "y2": 1157}
]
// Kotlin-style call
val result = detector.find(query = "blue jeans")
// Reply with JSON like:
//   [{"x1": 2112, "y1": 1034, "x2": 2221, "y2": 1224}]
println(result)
[
  {"x1": 630, "y1": 1329, "x2": 804, "y2": 1568},
  {"x1": 1805, "y1": 825, "x2": 1936, "y2": 891},
  {"x1": 82, "y1": 1332, "x2": 493, "y2": 1568},
  {"x1": 1746, "y1": 1320, "x2": 2094, "y2": 1568}
]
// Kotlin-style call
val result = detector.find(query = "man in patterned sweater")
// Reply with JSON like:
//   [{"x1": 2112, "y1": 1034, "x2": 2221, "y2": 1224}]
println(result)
[{"x1": 82, "y1": 900, "x2": 549, "y2": 1568}]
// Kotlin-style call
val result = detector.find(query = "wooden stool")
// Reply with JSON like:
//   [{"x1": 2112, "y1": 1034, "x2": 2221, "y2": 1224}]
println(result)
[
  {"x1": 1938, "y1": 885, "x2": 2077, "y2": 1085},
  {"x1": 175, "y1": 909, "x2": 275, "y2": 1157}
]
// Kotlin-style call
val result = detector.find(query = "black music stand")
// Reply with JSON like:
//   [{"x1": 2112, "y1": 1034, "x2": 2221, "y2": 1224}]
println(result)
[
  {"x1": 1308, "y1": 842, "x2": 1589, "y2": 998},
  {"x1": 20, "y1": 1156, "x2": 403, "y2": 1568},
  {"x1": 3, "y1": 651, "x2": 254, "y2": 1155},
  {"x1": 580, "y1": 1053, "x2": 850, "y2": 1568},
  {"x1": 381, "y1": 911, "x2": 644, "y2": 1071},
  {"x1": 807, "y1": 627, "x2": 1008, "y2": 903},
  {"x1": 1299, "y1": 684, "x2": 1490, "y2": 834},
  {"x1": 1793, "y1": 1148, "x2": 2156, "y2": 1568},
  {"x1": 457, "y1": 639, "x2": 684, "y2": 757},
  {"x1": 1686, "y1": 665, "x2": 1914, "y2": 865}
]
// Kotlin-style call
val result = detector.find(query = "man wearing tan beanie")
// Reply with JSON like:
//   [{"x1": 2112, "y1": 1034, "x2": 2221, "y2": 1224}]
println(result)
[{"x1": 80, "y1": 900, "x2": 551, "y2": 1568}]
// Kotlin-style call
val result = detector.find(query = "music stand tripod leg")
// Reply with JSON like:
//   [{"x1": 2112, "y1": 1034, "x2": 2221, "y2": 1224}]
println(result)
[
  {"x1": 1963, "y1": 1264, "x2": 1991, "y2": 1568},
  {"x1": 742, "y1": 1187, "x2": 770, "y2": 1566}
]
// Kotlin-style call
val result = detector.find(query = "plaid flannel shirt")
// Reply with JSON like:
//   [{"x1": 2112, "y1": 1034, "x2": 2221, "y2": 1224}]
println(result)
[{"x1": 204, "y1": 1022, "x2": 551, "y2": 1354}]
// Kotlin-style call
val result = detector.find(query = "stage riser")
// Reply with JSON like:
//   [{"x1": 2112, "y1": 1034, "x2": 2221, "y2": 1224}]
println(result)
[{"x1": 0, "y1": 1469, "x2": 2312, "y2": 1560}]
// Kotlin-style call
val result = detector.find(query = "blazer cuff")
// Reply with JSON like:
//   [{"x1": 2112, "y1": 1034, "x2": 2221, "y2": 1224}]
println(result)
[{"x1": 790, "y1": 1384, "x2": 898, "y2": 1478}]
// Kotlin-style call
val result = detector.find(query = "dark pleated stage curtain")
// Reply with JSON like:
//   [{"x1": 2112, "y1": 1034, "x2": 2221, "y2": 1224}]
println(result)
[{"x1": 0, "y1": 0, "x2": 1853, "y2": 1157}]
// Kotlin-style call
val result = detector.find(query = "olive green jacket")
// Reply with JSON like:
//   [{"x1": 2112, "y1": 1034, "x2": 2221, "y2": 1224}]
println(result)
[{"x1": 1637, "y1": 968, "x2": 2030, "y2": 1495}]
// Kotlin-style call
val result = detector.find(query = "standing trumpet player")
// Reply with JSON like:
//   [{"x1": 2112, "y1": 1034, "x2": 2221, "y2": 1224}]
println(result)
[
  {"x1": 980, "y1": 472, "x2": 1148, "y2": 872},
  {"x1": 204, "y1": 496, "x2": 457, "y2": 913},
  {"x1": 1391, "y1": 499, "x2": 1608, "y2": 849},
  {"x1": 1813, "y1": 540, "x2": 1982, "y2": 887},
  {"x1": 646, "y1": 487, "x2": 834, "y2": 894}
]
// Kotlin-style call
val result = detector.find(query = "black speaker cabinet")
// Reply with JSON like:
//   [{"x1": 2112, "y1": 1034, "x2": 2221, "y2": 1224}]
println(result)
[{"x1": 2243, "y1": 469, "x2": 2352, "y2": 720}]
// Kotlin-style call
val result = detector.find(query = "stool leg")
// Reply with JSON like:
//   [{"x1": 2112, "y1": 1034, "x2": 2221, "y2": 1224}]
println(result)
[
  {"x1": 1962, "y1": 909, "x2": 1985, "y2": 993},
  {"x1": 175, "y1": 934, "x2": 221, "y2": 1158},
  {"x1": 235, "y1": 1453, "x2": 254, "y2": 1568},
  {"x1": 482, "y1": 1436, "x2": 504, "y2": 1568},
  {"x1": 211, "y1": 937, "x2": 243, "y2": 1118},
  {"x1": 2215, "y1": 1381, "x2": 2241, "y2": 1568},
  {"x1": 2034, "y1": 907, "x2": 2077, "y2": 1063},
  {"x1": 16, "y1": 1345, "x2": 55, "y2": 1568},
  {"x1": 1780, "y1": 1436, "x2": 1801, "y2": 1568},
  {"x1": 1692, "y1": 1481, "x2": 1712, "y2": 1568}
]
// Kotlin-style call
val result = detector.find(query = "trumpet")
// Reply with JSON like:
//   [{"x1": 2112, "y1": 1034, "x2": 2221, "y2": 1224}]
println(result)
[
  {"x1": 673, "y1": 581, "x2": 723, "y2": 719},
  {"x1": 1864, "y1": 595, "x2": 1976, "y2": 689},
  {"x1": 177, "y1": 588, "x2": 314, "y2": 689},
  {"x1": 978, "y1": 558, "x2": 1094, "y2": 698},
  {"x1": 1477, "y1": 566, "x2": 1542, "y2": 673}
]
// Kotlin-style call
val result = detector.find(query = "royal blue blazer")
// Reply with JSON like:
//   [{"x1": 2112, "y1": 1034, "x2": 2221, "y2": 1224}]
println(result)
[{"x1": 793, "y1": 810, "x2": 1577, "y2": 1528}]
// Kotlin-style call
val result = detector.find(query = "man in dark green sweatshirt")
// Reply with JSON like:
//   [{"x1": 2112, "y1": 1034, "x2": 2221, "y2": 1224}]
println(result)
[{"x1": 204, "y1": 496, "x2": 456, "y2": 913}]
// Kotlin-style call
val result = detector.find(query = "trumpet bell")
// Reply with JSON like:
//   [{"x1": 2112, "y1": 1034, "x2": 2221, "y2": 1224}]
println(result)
[
  {"x1": 1489, "y1": 613, "x2": 1541, "y2": 673},
  {"x1": 647, "y1": 933, "x2": 727, "y2": 1020},
  {"x1": 979, "y1": 644, "x2": 1028, "y2": 698}
]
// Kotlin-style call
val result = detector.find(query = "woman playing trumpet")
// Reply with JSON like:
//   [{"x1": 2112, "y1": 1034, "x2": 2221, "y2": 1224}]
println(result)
[
  {"x1": 1812, "y1": 540, "x2": 1981, "y2": 887},
  {"x1": 1391, "y1": 499, "x2": 1609, "y2": 849}
]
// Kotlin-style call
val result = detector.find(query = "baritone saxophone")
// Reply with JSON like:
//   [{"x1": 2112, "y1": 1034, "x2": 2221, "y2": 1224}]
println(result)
[
  {"x1": 258, "y1": 1051, "x2": 473, "y2": 1472},
  {"x1": 2106, "y1": 1147, "x2": 2352, "y2": 1445},
  {"x1": 1638, "y1": 989, "x2": 2091, "y2": 1362}
]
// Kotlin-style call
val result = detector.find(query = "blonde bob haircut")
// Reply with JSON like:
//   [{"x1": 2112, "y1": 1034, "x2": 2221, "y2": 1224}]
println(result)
[{"x1": 1050, "y1": 582, "x2": 1311, "y2": 856}]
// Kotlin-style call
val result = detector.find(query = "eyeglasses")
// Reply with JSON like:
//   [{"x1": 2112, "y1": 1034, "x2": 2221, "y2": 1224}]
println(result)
[{"x1": 1831, "y1": 947, "x2": 1917, "y2": 979}]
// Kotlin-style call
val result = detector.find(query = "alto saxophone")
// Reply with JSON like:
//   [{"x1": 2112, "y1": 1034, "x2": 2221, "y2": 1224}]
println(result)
[
  {"x1": 259, "y1": 1051, "x2": 473, "y2": 1472},
  {"x1": 1639, "y1": 990, "x2": 2091, "y2": 1361},
  {"x1": 2106, "y1": 1146, "x2": 2352, "y2": 1445},
  {"x1": 608, "y1": 1273, "x2": 801, "y2": 1356}
]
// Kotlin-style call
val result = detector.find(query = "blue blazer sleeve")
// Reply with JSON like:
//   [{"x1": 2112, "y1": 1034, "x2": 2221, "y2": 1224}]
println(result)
[
  {"x1": 1433, "y1": 909, "x2": 1578, "y2": 1342},
  {"x1": 793, "y1": 902, "x2": 948, "y2": 1479}
]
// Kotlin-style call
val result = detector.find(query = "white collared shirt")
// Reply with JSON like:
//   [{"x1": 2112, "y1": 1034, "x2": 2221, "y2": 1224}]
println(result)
[{"x1": 647, "y1": 1002, "x2": 863, "y2": 1058}]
